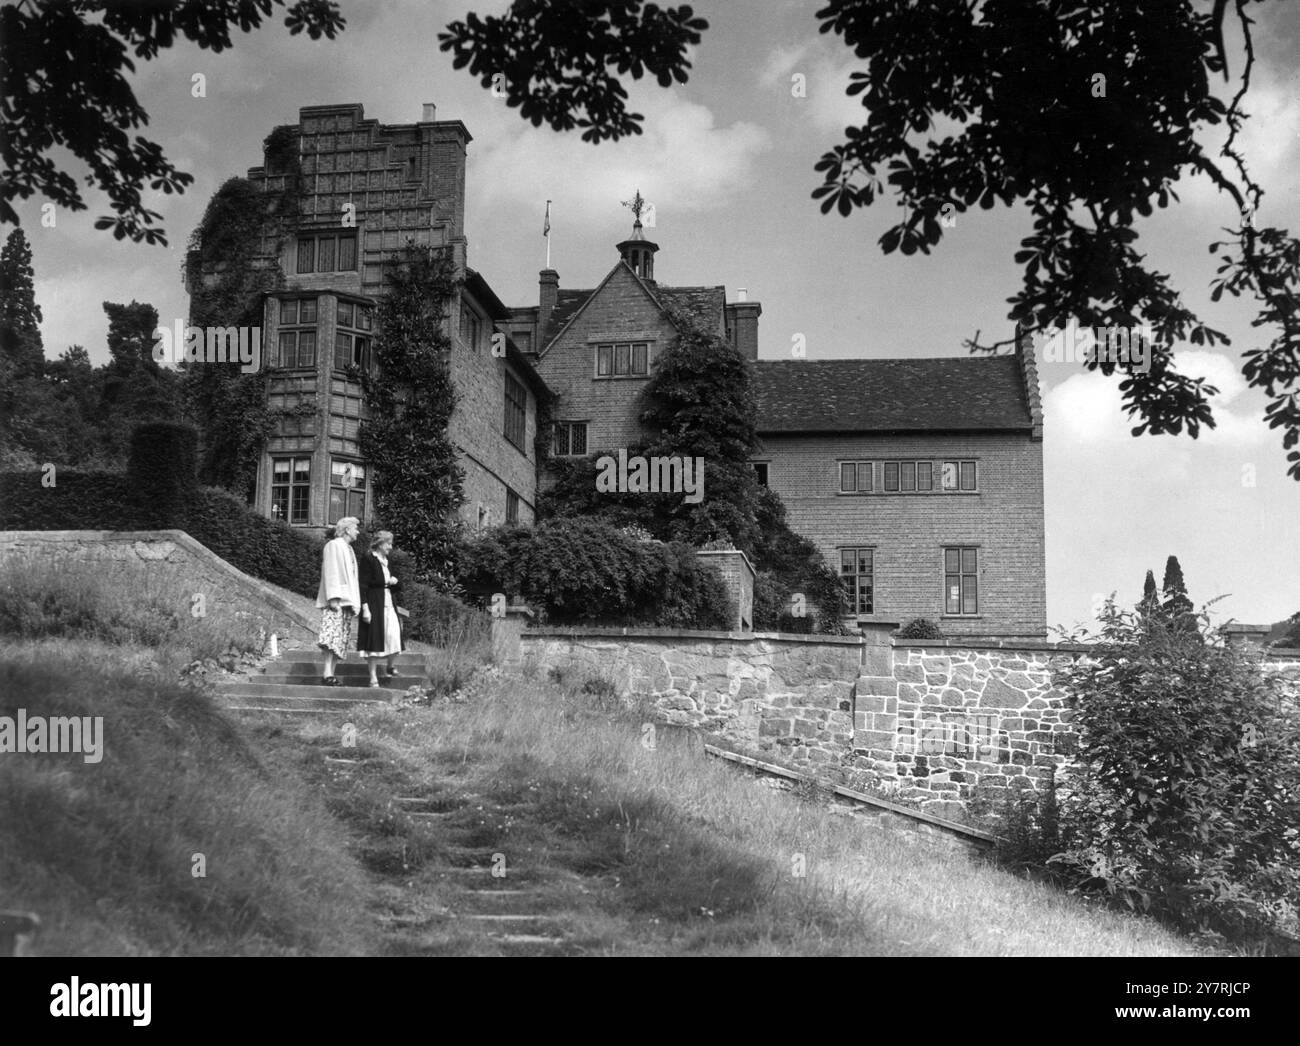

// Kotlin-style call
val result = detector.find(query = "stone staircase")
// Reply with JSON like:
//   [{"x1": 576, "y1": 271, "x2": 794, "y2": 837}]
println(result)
[{"x1": 214, "y1": 652, "x2": 430, "y2": 715}]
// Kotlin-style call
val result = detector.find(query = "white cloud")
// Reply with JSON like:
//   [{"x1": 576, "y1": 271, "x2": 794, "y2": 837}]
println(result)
[{"x1": 466, "y1": 86, "x2": 771, "y2": 234}]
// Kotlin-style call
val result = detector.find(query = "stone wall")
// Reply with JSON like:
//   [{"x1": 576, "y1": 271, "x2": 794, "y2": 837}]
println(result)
[
  {"x1": 517, "y1": 629, "x2": 1300, "y2": 821},
  {"x1": 0, "y1": 529, "x2": 320, "y2": 650}
]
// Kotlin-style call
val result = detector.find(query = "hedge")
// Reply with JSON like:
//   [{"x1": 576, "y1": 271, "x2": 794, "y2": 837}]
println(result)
[{"x1": 460, "y1": 519, "x2": 732, "y2": 629}]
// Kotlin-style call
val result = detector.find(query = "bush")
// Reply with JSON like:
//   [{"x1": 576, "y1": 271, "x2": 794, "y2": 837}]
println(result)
[
  {"x1": 188, "y1": 487, "x2": 323, "y2": 599},
  {"x1": 896, "y1": 617, "x2": 945, "y2": 640},
  {"x1": 1046, "y1": 601, "x2": 1300, "y2": 945},
  {"x1": 459, "y1": 519, "x2": 732, "y2": 629},
  {"x1": 0, "y1": 469, "x2": 140, "y2": 530},
  {"x1": 126, "y1": 421, "x2": 199, "y2": 528}
]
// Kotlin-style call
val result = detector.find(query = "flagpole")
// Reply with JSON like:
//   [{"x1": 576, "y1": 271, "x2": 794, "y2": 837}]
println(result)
[{"x1": 544, "y1": 199, "x2": 552, "y2": 269}]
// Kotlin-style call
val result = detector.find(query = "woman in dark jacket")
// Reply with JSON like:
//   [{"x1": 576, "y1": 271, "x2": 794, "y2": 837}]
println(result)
[{"x1": 356, "y1": 530, "x2": 404, "y2": 687}]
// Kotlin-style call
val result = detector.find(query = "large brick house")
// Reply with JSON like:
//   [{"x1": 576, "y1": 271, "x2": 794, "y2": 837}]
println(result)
[
  {"x1": 752, "y1": 351, "x2": 1046, "y2": 640},
  {"x1": 501, "y1": 218, "x2": 1046, "y2": 640},
  {"x1": 189, "y1": 101, "x2": 1045, "y2": 637},
  {"x1": 186, "y1": 102, "x2": 549, "y2": 536}
]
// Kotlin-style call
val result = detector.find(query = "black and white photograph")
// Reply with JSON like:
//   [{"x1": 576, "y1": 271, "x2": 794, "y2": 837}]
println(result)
[{"x1": 0, "y1": 0, "x2": 1297, "y2": 1015}]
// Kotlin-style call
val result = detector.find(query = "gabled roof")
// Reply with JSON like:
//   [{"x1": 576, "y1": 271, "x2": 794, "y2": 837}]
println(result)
[
  {"x1": 753, "y1": 355, "x2": 1034, "y2": 434},
  {"x1": 539, "y1": 261, "x2": 726, "y2": 354},
  {"x1": 464, "y1": 268, "x2": 553, "y2": 400}
]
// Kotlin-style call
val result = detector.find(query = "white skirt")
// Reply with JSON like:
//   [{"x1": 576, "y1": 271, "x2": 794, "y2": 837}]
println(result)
[{"x1": 365, "y1": 596, "x2": 402, "y2": 658}]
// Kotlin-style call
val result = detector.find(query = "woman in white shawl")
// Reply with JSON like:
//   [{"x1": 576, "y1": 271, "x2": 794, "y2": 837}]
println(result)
[{"x1": 316, "y1": 516, "x2": 361, "y2": 685}]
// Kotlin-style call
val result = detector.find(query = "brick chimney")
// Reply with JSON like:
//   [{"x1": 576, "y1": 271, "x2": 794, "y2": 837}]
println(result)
[
  {"x1": 538, "y1": 269, "x2": 559, "y2": 341},
  {"x1": 726, "y1": 295, "x2": 762, "y2": 361}
]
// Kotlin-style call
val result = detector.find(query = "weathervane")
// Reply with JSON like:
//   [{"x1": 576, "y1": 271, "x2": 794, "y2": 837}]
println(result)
[{"x1": 621, "y1": 190, "x2": 647, "y2": 223}]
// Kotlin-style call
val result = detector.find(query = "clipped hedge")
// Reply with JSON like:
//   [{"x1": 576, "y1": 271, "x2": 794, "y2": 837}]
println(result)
[
  {"x1": 127, "y1": 421, "x2": 199, "y2": 528},
  {"x1": 187, "y1": 487, "x2": 323, "y2": 600},
  {"x1": 460, "y1": 518, "x2": 732, "y2": 629},
  {"x1": 0, "y1": 469, "x2": 140, "y2": 530}
]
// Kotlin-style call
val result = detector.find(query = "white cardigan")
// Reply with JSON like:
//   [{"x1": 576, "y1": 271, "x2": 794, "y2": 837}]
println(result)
[{"x1": 316, "y1": 537, "x2": 361, "y2": 610}]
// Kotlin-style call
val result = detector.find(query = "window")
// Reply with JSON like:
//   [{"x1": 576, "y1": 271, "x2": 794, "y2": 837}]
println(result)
[
  {"x1": 944, "y1": 547, "x2": 979, "y2": 615},
  {"x1": 328, "y1": 459, "x2": 366, "y2": 524},
  {"x1": 271, "y1": 456, "x2": 311, "y2": 524},
  {"x1": 942, "y1": 460, "x2": 977, "y2": 491},
  {"x1": 274, "y1": 296, "x2": 318, "y2": 368},
  {"x1": 504, "y1": 372, "x2": 527, "y2": 451},
  {"x1": 884, "y1": 461, "x2": 899, "y2": 492},
  {"x1": 917, "y1": 461, "x2": 933, "y2": 491},
  {"x1": 595, "y1": 342, "x2": 649, "y2": 377},
  {"x1": 460, "y1": 306, "x2": 481, "y2": 351},
  {"x1": 753, "y1": 462, "x2": 769, "y2": 487},
  {"x1": 840, "y1": 548, "x2": 874, "y2": 615},
  {"x1": 296, "y1": 232, "x2": 357, "y2": 274},
  {"x1": 506, "y1": 489, "x2": 520, "y2": 525},
  {"x1": 332, "y1": 300, "x2": 372, "y2": 372},
  {"x1": 553, "y1": 421, "x2": 588, "y2": 457},
  {"x1": 839, "y1": 461, "x2": 873, "y2": 493}
]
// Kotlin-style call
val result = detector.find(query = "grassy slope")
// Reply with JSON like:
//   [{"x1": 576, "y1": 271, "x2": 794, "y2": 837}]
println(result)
[
  {"x1": 0, "y1": 639, "x2": 375, "y2": 955},
  {"x1": 269, "y1": 669, "x2": 1202, "y2": 957}
]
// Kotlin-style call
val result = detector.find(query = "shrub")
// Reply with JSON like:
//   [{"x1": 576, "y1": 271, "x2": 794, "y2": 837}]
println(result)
[
  {"x1": 1047, "y1": 600, "x2": 1300, "y2": 945},
  {"x1": 459, "y1": 518, "x2": 732, "y2": 629},
  {"x1": 188, "y1": 487, "x2": 322, "y2": 599},
  {"x1": 896, "y1": 617, "x2": 945, "y2": 640},
  {"x1": 0, "y1": 469, "x2": 139, "y2": 530},
  {"x1": 126, "y1": 421, "x2": 199, "y2": 528}
]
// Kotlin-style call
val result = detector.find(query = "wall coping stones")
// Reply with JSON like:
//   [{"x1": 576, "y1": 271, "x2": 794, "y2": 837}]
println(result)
[
  {"x1": 895, "y1": 638, "x2": 1096, "y2": 654},
  {"x1": 525, "y1": 626, "x2": 865, "y2": 646}
]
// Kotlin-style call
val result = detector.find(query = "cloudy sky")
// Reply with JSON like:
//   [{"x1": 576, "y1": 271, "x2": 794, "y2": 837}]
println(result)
[{"x1": 15, "y1": 0, "x2": 1300, "y2": 632}]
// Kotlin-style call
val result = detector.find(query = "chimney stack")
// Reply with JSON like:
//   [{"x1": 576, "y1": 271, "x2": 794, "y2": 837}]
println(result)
[
  {"x1": 726, "y1": 295, "x2": 762, "y2": 361},
  {"x1": 421, "y1": 103, "x2": 437, "y2": 122},
  {"x1": 539, "y1": 269, "x2": 559, "y2": 342}
]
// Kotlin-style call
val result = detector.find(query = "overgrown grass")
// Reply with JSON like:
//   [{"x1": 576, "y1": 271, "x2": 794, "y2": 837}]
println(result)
[
  {"x1": 0, "y1": 638, "x2": 375, "y2": 955},
  {"x1": 297, "y1": 669, "x2": 1204, "y2": 956},
  {"x1": 421, "y1": 608, "x2": 492, "y2": 695},
  {"x1": 0, "y1": 555, "x2": 268, "y2": 663}
]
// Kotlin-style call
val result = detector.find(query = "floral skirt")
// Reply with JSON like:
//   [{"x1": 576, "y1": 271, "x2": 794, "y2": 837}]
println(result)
[{"x1": 317, "y1": 606, "x2": 354, "y2": 658}]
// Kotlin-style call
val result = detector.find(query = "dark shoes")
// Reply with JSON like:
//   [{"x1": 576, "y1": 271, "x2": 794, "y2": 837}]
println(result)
[{"x1": 322, "y1": 676, "x2": 341, "y2": 687}]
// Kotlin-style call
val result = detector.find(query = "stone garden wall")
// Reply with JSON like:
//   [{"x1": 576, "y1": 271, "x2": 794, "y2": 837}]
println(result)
[{"x1": 518, "y1": 628, "x2": 1300, "y2": 822}]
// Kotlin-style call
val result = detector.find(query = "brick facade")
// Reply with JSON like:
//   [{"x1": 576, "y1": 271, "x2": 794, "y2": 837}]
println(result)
[
  {"x1": 187, "y1": 102, "x2": 548, "y2": 538},
  {"x1": 758, "y1": 430, "x2": 1047, "y2": 638}
]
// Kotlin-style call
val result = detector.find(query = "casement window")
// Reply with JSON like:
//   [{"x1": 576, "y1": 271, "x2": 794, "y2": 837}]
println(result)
[
  {"x1": 274, "y1": 296, "x2": 318, "y2": 368},
  {"x1": 296, "y1": 232, "x2": 357, "y2": 274},
  {"x1": 328, "y1": 459, "x2": 366, "y2": 524},
  {"x1": 504, "y1": 372, "x2": 527, "y2": 451},
  {"x1": 839, "y1": 461, "x2": 873, "y2": 493},
  {"x1": 944, "y1": 547, "x2": 979, "y2": 615},
  {"x1": 882, "y1": 460, "x2": 933, "y2": 492},
  {"x1": 505, "y1": 489, "x2": 520, "y2": 525},
  {"x1": 271, "y1": 456, "x2": 312, "y2": 524},
  {"x1": 840, "y1": 548, "x2": 874, "y2": 615},
  {"x1": 553, "y1": 421, "x2": 588, "y2": 457},
  {"x1": 332, "y1": 299, "x2": 373, "y2": 372},
  {"x1": 941, "y1": 460, "x2": 978, "y2": 491},
  {"x1": 753, "y1": 462, "x2": 769, "y2": 487},
  {"x1": 596, "y1": 341, "x2": 649, "y2": 377},
  {"x1": 460, "y1": 306, "x2": 482, "y2": 351}
]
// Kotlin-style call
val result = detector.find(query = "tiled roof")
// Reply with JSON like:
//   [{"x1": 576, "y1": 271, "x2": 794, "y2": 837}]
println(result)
[
  {"x1": 754, "y1": 355, "x2": 1033, "y2": 433},
  {"x1": 657, "y1": 286, "x2": 725, "y2": 332},
  {"x1": 542, "y1": 289, "x2": 592, "y2": 346},
  {"x1": 541, "y1": 282, "x2": 725, "y2": 347}
]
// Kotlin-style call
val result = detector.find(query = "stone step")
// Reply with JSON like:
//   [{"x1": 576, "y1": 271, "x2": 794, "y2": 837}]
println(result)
[
  {"x1": 264, "y1": 652, "x2": 428, "y2": 668},
  {"x1": 227, "y1": 706, "x2": 352, "y2": 716},
  {"x1": 214, "y1": 682, "x2": 400, "y2": 703},
  {"x1": 254, "y1": 671, "x2": 413, "y2": 689}
]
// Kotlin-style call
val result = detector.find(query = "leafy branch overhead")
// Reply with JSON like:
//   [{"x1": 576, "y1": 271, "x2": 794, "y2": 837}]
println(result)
[
  {"x1": 0, "y1": 0, "x2": 345, "y2": 245},
  {"x1": 446, "y1": 0, "x2": 1298, "y2": 479},
  {"x1": 438, "y1": 1, "x2": 708, "y2": 142}
]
